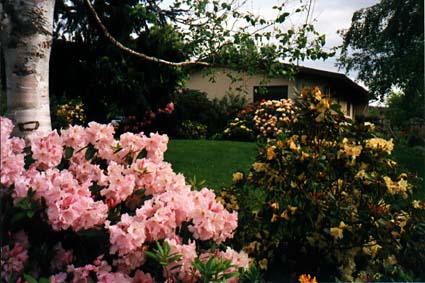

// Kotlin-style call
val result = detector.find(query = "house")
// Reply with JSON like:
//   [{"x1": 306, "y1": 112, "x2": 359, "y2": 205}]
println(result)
[{"x1": 185, "y1": 66, "x2": 369, "y2": 120}]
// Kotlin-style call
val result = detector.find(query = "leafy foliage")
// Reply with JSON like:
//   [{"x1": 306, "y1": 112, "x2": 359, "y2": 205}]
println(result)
[
  {"x1": 176, "y1": 120, "x2": 208, "y2": 139},
  {"x1": 223, "y1": 103, "x2": 258, "y2": 141},
  {"x1": 223, "y1": 88, "x2": 425, "y2": 281},
  {"x1": 192, "y1": 256, "x2": 238, "y2": 283},
  {"x1": 0, "y1": 117, "x2": 250, "y2": 282},
  {"x1": 51, "y1": 0, "x2": 330, "y2": 125},
  {"x1": 338, "y1": 0, "x2": 424, "y2": 122}
]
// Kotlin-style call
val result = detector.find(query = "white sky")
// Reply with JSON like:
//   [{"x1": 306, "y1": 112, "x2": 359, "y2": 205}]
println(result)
[{"x1": 246, "y1": 0, "x2": 380, "y2": 75}]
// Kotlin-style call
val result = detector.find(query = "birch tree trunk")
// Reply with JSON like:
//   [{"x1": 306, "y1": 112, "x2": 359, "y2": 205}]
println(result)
[{"x1": 0, "y1": 0, "x2": 55, "y2": 138}]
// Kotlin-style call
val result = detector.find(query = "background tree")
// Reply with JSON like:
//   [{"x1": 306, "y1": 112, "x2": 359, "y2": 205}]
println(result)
[
  {"x1": 2, "y1": 0, "x2": 330, "y2": 138},
  {"x1": 338, "y1": 0, "x2": 424, "y2": 126}
]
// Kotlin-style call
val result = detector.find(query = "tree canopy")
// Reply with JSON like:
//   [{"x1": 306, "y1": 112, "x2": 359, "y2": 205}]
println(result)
[
  {"x1": 50, "y1": 0, "x2": 330, "y2": 123},
  {"x1": 338, "y1": 0, "x2": 424, "y2": 104}
]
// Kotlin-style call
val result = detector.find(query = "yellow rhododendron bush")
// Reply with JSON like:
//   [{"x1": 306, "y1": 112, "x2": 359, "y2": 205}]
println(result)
[{"x1": 222, "y1": 88, "x2": 425, "y2": 282}]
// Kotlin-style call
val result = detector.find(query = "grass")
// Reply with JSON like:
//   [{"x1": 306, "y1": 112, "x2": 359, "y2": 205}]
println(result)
[
  {"x1": 165, "y1": 139, "x2": 424, "y2": 199},
  {"x1": 165, "y1": 139, "x2": 257, "y2": 190},
  {"x1": 392, "y1": 145, "x2": 425, "y2": 178},
  {"x1": 392, "y1": 144, "x2": 425, "y2": 200}
]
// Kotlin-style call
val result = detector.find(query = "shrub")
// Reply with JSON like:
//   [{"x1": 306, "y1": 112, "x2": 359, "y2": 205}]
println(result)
[
  {"x1": 223, "y1": 103, "x2": 257, "y2": 142},
  {"x1": 0, "y1": 117, "x2": 251, "y2": 282},
  {"x1": 223, "y1": 117, "x2": 255, "y2": 141},
  {"x1": 164, "y1": 90, "x2": 248, "y2": 138},
  {"x1": 165, "y1": 89, "x2": 220, "y2": 137},
  {"x1": 222, "y1": 88, "x2": 425, "y2": 282},
  {"x1": 176, "y1": 120, "x2": 208, "y2": 139},
  {"x1": 253, "y1": 99, "x2": 298, "y2": 140},
  {"x1": 52, "y1": 99, "x2": 86, "y2": 129}
]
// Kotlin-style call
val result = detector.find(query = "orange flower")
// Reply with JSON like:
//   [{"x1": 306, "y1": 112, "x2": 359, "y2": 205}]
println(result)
[
  {"x1": 266, "y1": 146, "x2": 276, "y2": 160},
  {"x1": 299, "y1": 274, "x2": 317, "y2": 283}
]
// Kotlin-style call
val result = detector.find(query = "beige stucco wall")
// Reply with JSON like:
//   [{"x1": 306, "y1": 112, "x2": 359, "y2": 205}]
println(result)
[
  {"x1": 185, "y1": 68, "x2": 298, "y2": 101},
  {"x1": 185, "y1": 68, "x2": 367, "y2": 120}
]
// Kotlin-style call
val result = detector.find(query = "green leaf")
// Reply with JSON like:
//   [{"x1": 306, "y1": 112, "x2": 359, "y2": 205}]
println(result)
[
  {"x1": 39, "y1": 277, "x2": 52, "y2": 283},
  {"x1": 23, "y1": 274, "x2": 38, "y2": 283},
  {"x1": 276, "y1": 12, "x2": 289, "y2": 23},
  {"x1": 64, "y1": 146, "x2": 74, "y2": 159},
  {"x1": 85, "y1": 144, "x2": 97, "y2": 160},
  {"x1": 144, "y1": 250, "x2": 157, "y2": 260},
  {"x1": 15, "y1": 199, "x2": 31, "y2": 210},
  {"x1": 11, "y1": 211, "x2": 27, "y2": 223},
  {"x1": 136, "y1": 149, "x2": 147, "y2": 160},
  {"x1": 26, "y1": 210, "x2": 35, "y2": 218},
  {"x1": 89, "y1": 183, "x2": 103, "y2": 193}
]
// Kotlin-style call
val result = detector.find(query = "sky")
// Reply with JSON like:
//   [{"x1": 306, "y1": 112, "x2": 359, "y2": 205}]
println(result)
[{"x1": 246, "y1": 0, "x2": 380, "y2": 76}]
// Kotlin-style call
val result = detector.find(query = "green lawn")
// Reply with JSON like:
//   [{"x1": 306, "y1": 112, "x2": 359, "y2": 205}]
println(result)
[
  {"x1": 165, "y1": 139, "x2": 257, "y2": 190},
  {"x1": 392, "y1": 145, "x2": 425, "y2": 178},
  {"x1": 392, "y1": 144, "x2": 425, "y2": 199},
  {"x1": 165, "y1": 139, "x2": 424, "y2": 199}
]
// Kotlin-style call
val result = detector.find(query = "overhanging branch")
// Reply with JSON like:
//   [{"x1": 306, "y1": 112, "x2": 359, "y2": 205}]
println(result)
[{"x1": 83, "y1": 0, "x2": 210, "y2": 67}]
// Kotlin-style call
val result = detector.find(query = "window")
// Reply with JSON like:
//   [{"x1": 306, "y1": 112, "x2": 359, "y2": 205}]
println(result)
[
  {"x1": 253, "y1": 85, "x2": 288, "y2": 102},
  {"x1": 346, "y1": 102, "x2": 351, "y2": 117}
]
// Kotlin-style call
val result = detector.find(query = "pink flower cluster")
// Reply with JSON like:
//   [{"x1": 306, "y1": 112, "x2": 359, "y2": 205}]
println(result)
[
  {"x1": 1, "y1": 231, "x2": 29, "y2": 282},
  {"x1": 14, "y1": 168, "x2": 108, "y2": 231},
  {"x1": 63, "y1": 256, "x2": 156, "y2": 283},
  {"x1": 50, "y1": 243, "x2": 74, "y2": 271},
  {"x1": 29, "y1": 131, "x2": 63, "y2": 169},
  {"x1": 106, "y1": 186, "x2": 238, "y2": 258},
  {"x1": 0, "y1": 117, "x2": 247, "y2": 282},
  {"x1": 0, "y1": 117, "x2": 25, "y2": 187},
  {"x1": 166, "y1": 238, "x2": 197, "y2": 281},
  {"x1": 158, "y1": 102, "x2": 175, "y2": 114}
]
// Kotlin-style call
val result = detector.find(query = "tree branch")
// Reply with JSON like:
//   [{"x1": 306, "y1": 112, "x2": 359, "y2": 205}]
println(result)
[{"x1": 83, "y1": 0, "x2": 210, "y2": 67}]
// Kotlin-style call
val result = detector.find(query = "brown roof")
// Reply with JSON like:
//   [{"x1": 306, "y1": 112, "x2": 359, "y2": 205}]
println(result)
[{"x1": 296, "y1": 66, "x2": 369, "y2": 103}]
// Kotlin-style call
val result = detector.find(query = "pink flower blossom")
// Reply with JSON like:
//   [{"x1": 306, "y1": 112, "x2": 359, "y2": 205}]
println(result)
[
  {"x1": 113, "y1": 248, "x2": 147, "y2": 273},
  {"x1": 86, "y1": 122, "x2": 116, "y2": 160},
  {"x1": 133, "y1": 270, "x2": 156, "y2": 283},
  {"x1": 143, "y1": 133, "x2": 168, "y2": 163},
  {"x1": 61, "y1": 125, "x2": 89, "y2": 150},
  {"x1": 51, "y1": 243, "x2": 74, "y2": 271},
  {"x1": 189, "y1": 189, "x2": 238, "y2": 243},
  {"x1": 0, "y1": 231, "x2": 29, "y2": 282},
  {"x1": 100, "y1": 162, "x2": 136, "y2": 204},
  {"x1": 67, "y1": 263, "x2": 97, "y2": 283},
  {"x1": 29, "y1": 130, "x2": 63, "y2": 169},
  {"x1": 165, "y1": 238, "x2": 197, "y2": 281},
  {"x1": 0, "y1": 117, "x2": 25, "y2": 187}
]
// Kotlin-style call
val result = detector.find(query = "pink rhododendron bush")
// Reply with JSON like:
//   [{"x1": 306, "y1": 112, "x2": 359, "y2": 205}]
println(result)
[{"x1": 0, "y1": 117, "x2": 251, "y2": 283}]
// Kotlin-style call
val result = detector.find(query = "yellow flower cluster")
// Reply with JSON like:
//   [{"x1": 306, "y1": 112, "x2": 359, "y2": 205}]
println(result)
[
  {"x1": 270, "y1": 204, "x2": 298, "y2": 222},
  {"x1": 224, "y1": 117, "x2": 253, "y2": 134},
  {"x1": 252, "y1": 162, "x2": 267, "y2": 172},
  {"x1": 56, "y1": 101, "x2": 86, "y2": 126},
  {"x1": 266, "y1": 146, "x2": 276, "y2": 160},
  {"x1": 216, "y1": 191, "x2": 239, "y2": 211},
  {"x1": 338, "y1": 138, "x2": 362, "y2": 160},
  {"x1": 383, "y1": 176, "x2": 410, "y2": 198},
  {"x1": 365, "y1": 138, "x2": 394, "y2": 154},
  {"x1": 362, "y1": 237, "x2": 382, "y2": 258},
  {"x1": 412, "y1": 200, "x2": 425, "y2": 209},
  {"x1": 330, "y1": 221, "x2": 349, "y2": 240},
  {"x1": 394, "y1": 210, "x2": 410, "y2": 233},
  {"x1": 232, "y1": 172, "x2": 244, "y2": 184}
]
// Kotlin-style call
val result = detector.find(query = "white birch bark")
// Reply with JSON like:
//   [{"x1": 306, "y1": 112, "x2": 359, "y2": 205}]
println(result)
[{"x1": 1, "y1": 0, "x2": 55, "y2": 138}]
